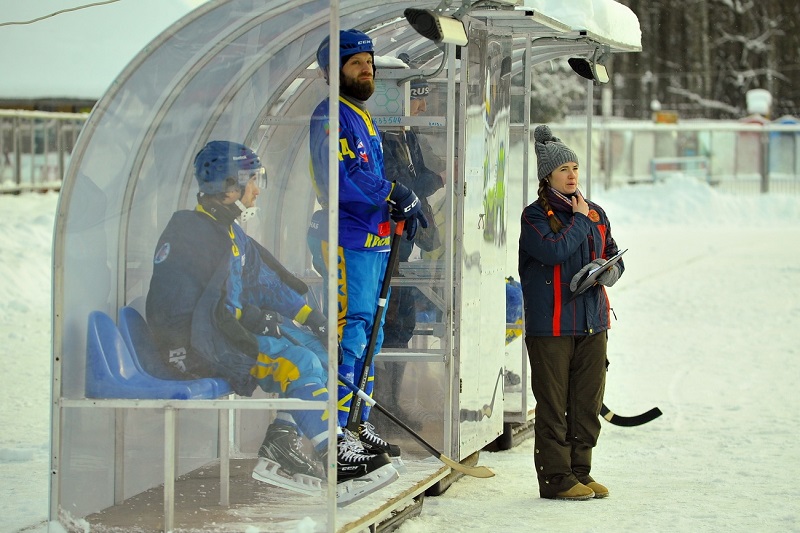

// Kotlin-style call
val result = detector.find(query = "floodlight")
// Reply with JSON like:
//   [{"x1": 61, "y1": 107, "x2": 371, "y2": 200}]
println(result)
[
  {"x1": 568, "y1": 57, "x2": 609, "y2": 84},
  {"x1": 404, "y1": 8, "x2": 468, "y2": 46}
]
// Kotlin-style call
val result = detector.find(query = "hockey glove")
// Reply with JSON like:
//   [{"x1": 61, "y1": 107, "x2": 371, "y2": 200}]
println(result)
[
  {"x1": 303, "y1": 308, "x2": 329, "y2": 347},
  {"x1": 569, "y1": 258, "x2": 607, "y2": 293},
  {"x1": 388, "y1": 181, "x2": 429, "y2": 240},
  {"x1": 597, "y1": 264, "x2": 621, "y2": 287},
  {"x1": 239, "y1": 304, "x2": 282, "y2": 338}
]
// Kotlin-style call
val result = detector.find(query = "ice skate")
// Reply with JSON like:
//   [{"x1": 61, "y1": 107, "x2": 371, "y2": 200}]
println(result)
[
  {"x1": 358, "y1": 421, "x2": 406, "y2": 472},
  {"x1": 335, "y1": 429, "x2": 398, "y2": 506},
  {"x1": 251, "y1": 423, "x2": 323, "y2": 496}
]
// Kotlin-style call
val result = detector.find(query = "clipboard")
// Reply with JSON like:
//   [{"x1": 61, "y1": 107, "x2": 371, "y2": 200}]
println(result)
[{"x1": 568, "y1": 248, "x2": 627, "y2": 302}]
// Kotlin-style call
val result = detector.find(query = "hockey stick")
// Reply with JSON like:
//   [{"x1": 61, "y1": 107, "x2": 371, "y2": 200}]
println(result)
[
  {"x1": 600, "y1": 403, "x2": 662, "y2": 427},
  {"x1": 279, "y1": 330, "x2": 495, "y2": 479},
  {"x1": 346, "y1": 219, "x2": 405, "y2": 432},
  {"x1": 459, "y1": 367, "x2": 503, "y2": 422},
  {"x1": 337, "y1": 373, "x2": 495, "y2": 479}
]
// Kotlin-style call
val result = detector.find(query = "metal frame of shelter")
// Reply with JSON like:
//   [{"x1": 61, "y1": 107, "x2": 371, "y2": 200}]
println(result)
[{"x1": 49, "y1": 0, "x2": 640, "y2": 531}]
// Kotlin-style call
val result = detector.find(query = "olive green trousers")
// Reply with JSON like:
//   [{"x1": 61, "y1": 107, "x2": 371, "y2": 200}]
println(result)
[{"x1": 526, "y1": 333, "x2": 607, "y2": 497}]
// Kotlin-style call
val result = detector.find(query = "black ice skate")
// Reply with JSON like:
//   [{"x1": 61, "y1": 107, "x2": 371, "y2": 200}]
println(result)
[
  {"x1": 251, "y1": 423, "x2": 323, "y2": 496},
  {"x1": 335, "y1": 429, "x2": 398, "y2": 506},
  {"x1": 359, "y1": 421, "x2": 406, "y2": 472}
]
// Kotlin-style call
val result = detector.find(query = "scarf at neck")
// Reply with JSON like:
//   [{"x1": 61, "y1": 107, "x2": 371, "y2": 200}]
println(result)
[{"x1": 546, "y1": 187, "x2": 576, "y2": 214}]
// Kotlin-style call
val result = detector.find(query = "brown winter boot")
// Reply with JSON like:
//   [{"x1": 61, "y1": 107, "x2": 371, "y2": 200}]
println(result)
[
  {"x1": 585, "y1": 481, "x2": 609, "y2": 498},
  {"x1": 553, "y1": 482, "x2": 595, "y2": 501}
]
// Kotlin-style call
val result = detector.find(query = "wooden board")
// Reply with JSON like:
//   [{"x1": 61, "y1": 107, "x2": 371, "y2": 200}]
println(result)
[{"x1": 79, "y1": 456, "x2": 448, "y2": 532}]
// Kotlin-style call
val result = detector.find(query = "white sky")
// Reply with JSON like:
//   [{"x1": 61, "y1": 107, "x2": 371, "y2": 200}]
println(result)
[{"x1": 2, "y1": 176, "x2": 799, "y2": 532}]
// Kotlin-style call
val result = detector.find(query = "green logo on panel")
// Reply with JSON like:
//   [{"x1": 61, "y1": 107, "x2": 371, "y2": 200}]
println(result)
[{"x1": 372, "y1": 83, "x2": 403, "y2": 115}]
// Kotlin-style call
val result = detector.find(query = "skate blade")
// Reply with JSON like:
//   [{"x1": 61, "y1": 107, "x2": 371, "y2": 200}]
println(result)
[
  {"x1": 336, "y1": 464, "x2": 399, "y2": 507},
  {"x1": 252, "y1": 457, "x2": 322, "y2": 497},
  {"x1": 391, "y1": 455, "x2": 407, "y2": 474}
]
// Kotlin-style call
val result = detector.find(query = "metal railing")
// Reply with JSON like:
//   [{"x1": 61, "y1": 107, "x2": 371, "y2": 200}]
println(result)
[
  {"x1": 3, "y1": 110, "x2": 798, "y2": 195},
  {"x1": 0, "y1": 109, "x2": 88, "y2": 193},
  {"x1": 557, "y1": 119, "x2": 800, "y2": 194}
]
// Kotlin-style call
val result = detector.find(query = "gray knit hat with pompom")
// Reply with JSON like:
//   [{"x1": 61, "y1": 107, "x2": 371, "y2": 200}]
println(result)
[{"x1": 534, "y1": 125, "x2": 579, "y2": 181}]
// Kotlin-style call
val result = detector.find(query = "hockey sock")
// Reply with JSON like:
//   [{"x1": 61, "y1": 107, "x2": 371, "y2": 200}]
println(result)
[
  {"x1": 337, "y1": 363, "x2": 356, "y2": 428},
  {"x1": 273, "y1": 412, "x2": 298, "y2": 429},
  {"x1": 360, "y1": 361, "x2": 375, "y2": 421},
  {"x1": 287, "y1": 383, "x2": 329, "y2": 451}
]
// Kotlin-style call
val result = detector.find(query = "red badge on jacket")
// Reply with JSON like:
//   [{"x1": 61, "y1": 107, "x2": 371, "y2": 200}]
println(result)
[{"x1": 588, "y1": 210, "x2": 600, "y2": 222}]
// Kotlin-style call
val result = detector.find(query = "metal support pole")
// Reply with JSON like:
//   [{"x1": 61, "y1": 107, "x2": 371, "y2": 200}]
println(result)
[
  {"x1": 585, "y1": 79, "x2": 594, "y2": 199},
  {"x1": 218, "y1": 408, "x2": 230, "y2": 506},
  {"x1": 164, "y1": 408, "x2": 176, "y2": 533},
  {"x1": 760, "y1": 129, "x2": 769, "y2": 193},
  {"x1": 13, "y1": 116, "x2": 21, "y2": 189}
]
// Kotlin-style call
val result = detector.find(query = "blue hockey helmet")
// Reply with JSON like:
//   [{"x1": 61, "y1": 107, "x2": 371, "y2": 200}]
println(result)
[
  {"x1": 316, "y1": 29, "x2": 374, "y2": 80},
  {"x1": 193, "y1": 140, "x2": 266, "y2": 195}
]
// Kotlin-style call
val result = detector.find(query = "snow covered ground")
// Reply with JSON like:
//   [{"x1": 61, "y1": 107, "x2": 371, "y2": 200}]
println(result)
[{"x1": 2, "y1": 176, "x2": 800, "y2": 532}]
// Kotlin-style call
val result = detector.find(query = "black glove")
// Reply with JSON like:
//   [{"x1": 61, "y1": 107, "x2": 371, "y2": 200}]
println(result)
[
  {"x1": 303, "y1": 308, "x2": 328, "y2": 347},
  {"x1": 388, "y1": 181, "x2": 429, "y2": 240},
  {"x1": 239, "y1": 304, "x2": 282, "y2": 338}
]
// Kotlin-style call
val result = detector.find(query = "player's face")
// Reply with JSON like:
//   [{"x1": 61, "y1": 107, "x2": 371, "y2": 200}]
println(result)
[
  {"x1": 221, "y1": 176, "x2": 260, "y2": 207},
  {"x1": 239, "y1": 177, "x2": 260, "y2": 208},
  {"x1": 548, "y1": 162, "x2": 579, "y2": 195},
  {"x1": 410, "y1": 97, "x2": 426, "y2": 116},
  {"x1": 340, "y1": 52, "x2": 374, "y2": 100}
]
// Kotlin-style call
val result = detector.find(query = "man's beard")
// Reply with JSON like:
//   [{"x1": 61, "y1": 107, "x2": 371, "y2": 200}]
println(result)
[{"x1": 341, "y1": 74, "x2": 375, "y2": 101}]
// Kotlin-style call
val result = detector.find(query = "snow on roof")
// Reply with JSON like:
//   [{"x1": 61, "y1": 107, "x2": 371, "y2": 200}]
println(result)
[{"x1": 522, "y1": 0, "x2": 641, "y2": 49}]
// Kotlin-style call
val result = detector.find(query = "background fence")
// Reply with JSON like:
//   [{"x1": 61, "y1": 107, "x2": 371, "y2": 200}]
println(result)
[
  {"x1": 557, "y1": 117, "x2": 800, "y2": 194},
  {"x1": 2, "y1": 110, "x2": 799, "y2": 194},
  {"x1": 0, "y1": 110, "x2": 87, "y2": 193}
]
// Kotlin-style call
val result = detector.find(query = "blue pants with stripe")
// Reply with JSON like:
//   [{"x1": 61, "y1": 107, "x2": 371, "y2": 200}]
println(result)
[
  {"x1": 250, "y1": 322, "x2": 329, "y2": 450},
  {"x1": 307, "y1": 235, "x2": 389, "y2": 427}
]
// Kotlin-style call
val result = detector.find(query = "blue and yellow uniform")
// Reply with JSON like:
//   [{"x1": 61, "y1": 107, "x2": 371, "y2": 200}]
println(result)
[
  {"x1": 308, "y1": 95, "x2": 391, "y2": 428},
  {"x1": 147, "y1": 206, "x2": 329, "y2": 450}
]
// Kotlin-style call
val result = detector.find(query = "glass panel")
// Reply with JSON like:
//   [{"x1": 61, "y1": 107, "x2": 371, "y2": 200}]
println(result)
[{"x1": 55, "y1": 1, "x2": 336, "y2": 528}]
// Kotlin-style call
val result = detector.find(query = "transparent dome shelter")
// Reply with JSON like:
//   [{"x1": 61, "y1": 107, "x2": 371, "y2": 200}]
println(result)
[{"x1": 50, "y1": 0, "x2": 640, "y2": 530}]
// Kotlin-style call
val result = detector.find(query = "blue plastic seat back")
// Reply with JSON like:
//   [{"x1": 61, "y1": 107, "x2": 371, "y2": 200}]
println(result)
[
  {"x1": 85, "y1": 310, "x2": 218, "y2": 399},
  {"x1": 118, "y1": 306, "x2": 233, "y2": 397},
  {"x1": 118, "y1": 306, "x2": 175, "y2": 378}
]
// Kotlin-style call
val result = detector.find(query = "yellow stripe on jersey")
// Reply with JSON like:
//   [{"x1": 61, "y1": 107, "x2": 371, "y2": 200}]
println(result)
[{"x1": 340, "y1": 96, "x2": 376, "y2": 136}]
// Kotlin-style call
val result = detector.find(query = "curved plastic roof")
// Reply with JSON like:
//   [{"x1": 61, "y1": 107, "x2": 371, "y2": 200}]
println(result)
[{"x1": 53, "y1": 0, "x2": 640, "y2": 396}]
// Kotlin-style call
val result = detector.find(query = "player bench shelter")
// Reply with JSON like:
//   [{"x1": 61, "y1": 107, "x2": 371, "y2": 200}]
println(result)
[{"x1": 50, "y1": 0, "x2": 640, "y2": 530}]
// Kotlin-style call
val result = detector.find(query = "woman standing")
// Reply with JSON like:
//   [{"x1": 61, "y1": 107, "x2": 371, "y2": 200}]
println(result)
[{"x1": 518, "y1": 125, "x2": 624, "y2": 500}]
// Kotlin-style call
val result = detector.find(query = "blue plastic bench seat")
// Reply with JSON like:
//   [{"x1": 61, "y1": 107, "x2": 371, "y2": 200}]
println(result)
[
  {"x1": 85, "y1": 310, "x2": 224, "y2": 400},
  {"x1": 118, "y1": 306, "x2": 232, "y2": 397}
]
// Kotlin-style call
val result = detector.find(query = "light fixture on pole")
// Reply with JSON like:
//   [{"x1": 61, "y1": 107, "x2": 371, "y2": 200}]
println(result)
[
  {"x1": 404, "y1": 8, "x2": 468, "y2": 46},
  {"x1": 568, "y1": 48, "x2": 609, "y2": 84}
]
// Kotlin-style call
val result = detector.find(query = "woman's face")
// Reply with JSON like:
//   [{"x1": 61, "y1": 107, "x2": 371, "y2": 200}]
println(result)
[{"x1": 548, "y1": 161, "x2": 579, "y2": 195}]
